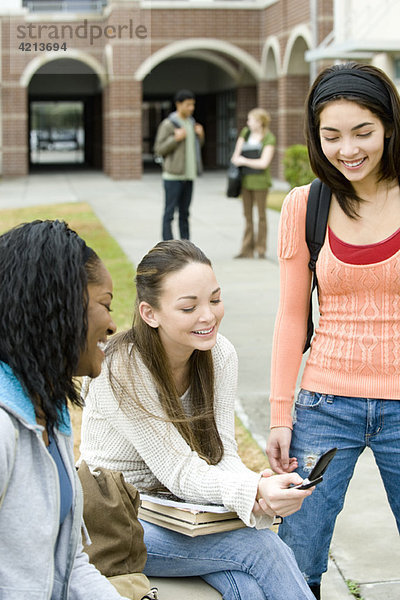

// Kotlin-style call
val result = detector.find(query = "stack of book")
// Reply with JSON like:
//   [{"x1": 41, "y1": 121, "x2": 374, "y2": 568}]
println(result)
[{"x1": 138, "y1": 492, "x2": 246, "y2": 537}]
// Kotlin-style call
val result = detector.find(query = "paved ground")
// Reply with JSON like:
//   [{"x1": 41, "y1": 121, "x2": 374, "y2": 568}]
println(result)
[{"x1": 1, "y1": 169, "x2": 399, "y2": 599}]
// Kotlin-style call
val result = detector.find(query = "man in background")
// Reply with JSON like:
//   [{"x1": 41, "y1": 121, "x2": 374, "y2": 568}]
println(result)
[{"x1": 154, "y1": 89, "x2": 204, "y2": 240}]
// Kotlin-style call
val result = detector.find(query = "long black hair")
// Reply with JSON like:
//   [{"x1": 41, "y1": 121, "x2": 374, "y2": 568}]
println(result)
[
  {"x1": 305, "y1": 62, "x2": 400, "y2": 217},
  {"x1": 0, "y1": 219, "x2": 101, "y2": 430}
]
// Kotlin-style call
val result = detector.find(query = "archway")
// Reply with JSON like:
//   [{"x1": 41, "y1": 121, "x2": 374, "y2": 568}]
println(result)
[
  {"x1": 285, "y1": 36, "x2": 310, "y2": 76},
  {"x1": 282, "y1": 31, "x2": 312, "y2": 147},
  {"x1": 261, "y1": 36, "x2": 281, "y2": 80},
  {"x1": 26, "y1": 56, "x2": 104, "y2": 171},
  {"x1": 136, "y1": 40, "x2": 261, "y2": 170}
]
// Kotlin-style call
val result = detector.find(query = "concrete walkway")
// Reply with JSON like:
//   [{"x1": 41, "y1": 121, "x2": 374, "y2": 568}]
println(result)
[{"x1": 1, "y1": 169, "x2": 399, "y2": 599}]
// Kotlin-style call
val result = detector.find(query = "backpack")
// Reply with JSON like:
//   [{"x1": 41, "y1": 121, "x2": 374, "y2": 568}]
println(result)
[
  {"x1": 153, "y1": 114, "x2": 182, "y2": 165},
  {"x1": 303, "y1": 178, "x2": 332, "y2": 353}
]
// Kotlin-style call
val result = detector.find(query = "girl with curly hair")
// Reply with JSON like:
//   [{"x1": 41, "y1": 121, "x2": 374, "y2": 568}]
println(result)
[{"x1": 0, "y1": 219, "x2": 125, "y2": 599}]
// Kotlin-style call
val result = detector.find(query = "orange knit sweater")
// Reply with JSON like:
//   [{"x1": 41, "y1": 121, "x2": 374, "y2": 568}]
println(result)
[{"x1": 270, "y1": 185, "x2": 400, "y2": 428}]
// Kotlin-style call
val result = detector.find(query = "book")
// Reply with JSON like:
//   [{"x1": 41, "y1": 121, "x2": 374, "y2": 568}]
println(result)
[
  {"x1": 140, "y1": 492, "x2": 238, "y2": 522},
  {"x1": 138, "y1": 491, "x2": 246, "y2": 537},
  {"x1": 139, "y1": 507, "x2": 246, "y2": 537}
]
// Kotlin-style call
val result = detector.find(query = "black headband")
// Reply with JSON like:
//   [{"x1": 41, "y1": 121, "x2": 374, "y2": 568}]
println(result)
[{"x1": 311, "y1": 69, "x2": 391, "y2": 113}]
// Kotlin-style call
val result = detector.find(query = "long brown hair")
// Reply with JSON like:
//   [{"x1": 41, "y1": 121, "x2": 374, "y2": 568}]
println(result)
[
  {"x1": 106, "y1": 240, "x2": 224, "y2": 465},
  {"x1": 305, "y1": 62, "x2": 400, "y2": 217}
]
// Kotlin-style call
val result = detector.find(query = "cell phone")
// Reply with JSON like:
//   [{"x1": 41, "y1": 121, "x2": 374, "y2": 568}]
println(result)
[{"x1": 294, "y1": 447, "x2": 337, "y2": 490}]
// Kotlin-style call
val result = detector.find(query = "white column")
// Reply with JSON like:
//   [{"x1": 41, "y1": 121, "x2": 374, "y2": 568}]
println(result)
[
  {"x1": 333, "y1": 0, "x2": 348, "y2": 45},
  {"x1": 309, "y1": 0, "x2": 318, "y2": 83}
]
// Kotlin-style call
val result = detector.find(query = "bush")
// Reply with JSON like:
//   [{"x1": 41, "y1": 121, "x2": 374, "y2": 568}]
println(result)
[{"x1": 283, "y1": 144, "x2": 315, "y2": 188}]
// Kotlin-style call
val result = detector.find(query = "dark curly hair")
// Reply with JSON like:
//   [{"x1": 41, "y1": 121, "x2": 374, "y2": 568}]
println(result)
[{"x1": 0, "y1": 219, "x2": 102, "y2": 430}]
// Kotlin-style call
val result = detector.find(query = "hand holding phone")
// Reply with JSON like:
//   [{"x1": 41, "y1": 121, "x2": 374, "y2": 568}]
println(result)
[{"x1": 294, "y1": 447, "x2": 337, "y2": 490}]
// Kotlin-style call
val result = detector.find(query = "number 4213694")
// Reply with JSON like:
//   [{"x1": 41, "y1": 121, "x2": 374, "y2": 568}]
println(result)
[{"x1": 19, "y1": 42, "x2": 67, "y2": 52}]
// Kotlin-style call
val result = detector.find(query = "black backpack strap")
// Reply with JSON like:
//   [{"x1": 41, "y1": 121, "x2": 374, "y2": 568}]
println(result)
[
  {"x1": 168, "y1": 114, "x2": 182, "y2": 128},
  {"x1": 303, "y1": 179, "x2": 331, "y2": 352}
]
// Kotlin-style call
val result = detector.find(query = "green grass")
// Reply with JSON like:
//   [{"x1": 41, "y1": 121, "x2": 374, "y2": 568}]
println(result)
[
  {"x1": 234, "y1": 416, "x2": 269, "y2": 472},
  {"x1": 0, "y1": 202, "x2": 135, "y2": 332},
  {"x1": 0, "y1": 201, "x2": 268, "y2": 471},
  {"x1": 346, "y1": 580, "x2": 364, "y2": 599},
  {"x1": 268, "y1": 190, "x2": 286, "y2": 212}
]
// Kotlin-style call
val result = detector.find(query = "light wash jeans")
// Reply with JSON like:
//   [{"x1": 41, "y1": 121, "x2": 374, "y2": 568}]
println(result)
[
  {"x1": 279, "y1": 390, "x2": 400, "y2": 586},
  {"x1": 141, "y1": 519, "x2": 315, "y2": 600}
]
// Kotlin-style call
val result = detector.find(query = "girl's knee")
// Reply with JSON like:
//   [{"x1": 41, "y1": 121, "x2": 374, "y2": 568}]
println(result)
[
  {"x1": 203, "y1": 570, "x2": 265, "y2": 600},
  {"x1": 245, "y1": 528, "x2": 297, "y2": 565}
]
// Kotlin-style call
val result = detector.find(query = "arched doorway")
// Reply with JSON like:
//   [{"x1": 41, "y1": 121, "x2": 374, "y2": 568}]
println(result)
[
  {"x1": 137, "y1": 41, "x2": 261, "y2": 172},
  {"x1": 260, "y1": 37, "x2": 281, "y2": 177},
  {"x1": 282, "y1": 29, "x2": 312, "y2": 146},
  {"x1": 27, "y1": 57, "x2": 104, "y2": 171}
]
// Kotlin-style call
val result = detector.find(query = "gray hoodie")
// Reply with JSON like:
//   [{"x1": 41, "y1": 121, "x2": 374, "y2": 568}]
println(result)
[{"x1": 0, "y1": 361, "x2": 127, "y2": 600}]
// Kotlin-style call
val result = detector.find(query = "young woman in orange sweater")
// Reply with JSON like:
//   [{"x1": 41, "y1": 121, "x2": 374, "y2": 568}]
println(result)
[{"x1": 267, "y1": 62, "x2": 400, "y2": 599}]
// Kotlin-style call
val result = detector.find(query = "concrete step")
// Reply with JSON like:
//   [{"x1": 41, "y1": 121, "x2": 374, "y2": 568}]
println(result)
[{"x1": 150, "y1": 577, "x2": 222, "y2": 599}]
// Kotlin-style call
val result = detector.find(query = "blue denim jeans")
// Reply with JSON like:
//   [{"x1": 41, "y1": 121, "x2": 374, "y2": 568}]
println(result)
[
  {"x1": 162, "y1": 179, "x2": 193, "y2": 240},
  {"x1": 279, "y1": 390, "x2": 400, "y2": 586},
  {"x1": 141, "y1": 520, "x2": 315, "y2": 599}
]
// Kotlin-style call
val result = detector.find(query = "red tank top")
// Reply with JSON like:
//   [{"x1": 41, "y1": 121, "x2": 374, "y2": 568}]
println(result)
[{"x1": 328, "y1": 226, "x2": 400, "y2": 264}]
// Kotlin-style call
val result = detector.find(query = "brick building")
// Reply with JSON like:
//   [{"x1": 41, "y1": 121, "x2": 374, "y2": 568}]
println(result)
[{"x1": 0, "y1": 0, "x2": 335, "y2": 179}]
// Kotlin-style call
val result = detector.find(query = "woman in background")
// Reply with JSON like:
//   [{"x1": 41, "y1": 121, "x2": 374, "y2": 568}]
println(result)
[{"x1": 231, "y1": 107, "x2": 275, "y2": 259}]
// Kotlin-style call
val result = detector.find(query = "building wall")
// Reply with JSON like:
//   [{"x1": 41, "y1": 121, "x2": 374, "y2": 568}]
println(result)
[
  {"x1": 0, "y1": 0, "x2": 335, "y2": 179},
  {"x1": 334, "y1": 0, "x2": 400, "y2": 44}
]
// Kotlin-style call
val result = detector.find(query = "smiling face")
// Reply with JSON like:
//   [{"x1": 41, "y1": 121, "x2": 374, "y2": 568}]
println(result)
[
  {"x1": 76, "y1": 261, "x2": 116, "y2": 378},
  {"x1": 319, "y1": 99, "x2": 387, "y2": 190},
  {"x1": 141, "y1": 262, "x2": 224, "y2": 362}
]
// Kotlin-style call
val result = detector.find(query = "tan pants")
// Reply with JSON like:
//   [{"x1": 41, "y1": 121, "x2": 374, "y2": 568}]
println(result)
[{"x1": 239, "y1": 188, "x2": 268, "y2": 256}]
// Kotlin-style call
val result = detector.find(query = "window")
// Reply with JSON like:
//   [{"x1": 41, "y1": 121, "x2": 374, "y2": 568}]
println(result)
[
  {"x1": 23, "y1": 0, "x2": 107, "y2": 13},
  {"x1": 30, "y1": 101, "x2": 84, "y2": 165},
  {"x1": 394, "y1": 58, "x2": 400, "y2": 81}
]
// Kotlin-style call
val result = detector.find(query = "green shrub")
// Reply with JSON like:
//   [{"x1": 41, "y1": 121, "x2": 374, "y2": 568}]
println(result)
[{"x1": 283, "y1": 144, "x2": 315, "y2": 188}]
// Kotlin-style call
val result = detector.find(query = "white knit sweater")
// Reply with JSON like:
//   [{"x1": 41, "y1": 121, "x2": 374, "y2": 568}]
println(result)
[{"x1": 79, "y1": 334, "x2": 271, "y2": 529}]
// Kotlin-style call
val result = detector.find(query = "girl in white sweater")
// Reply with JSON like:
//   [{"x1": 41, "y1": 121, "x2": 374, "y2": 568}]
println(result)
[{"x1": 80, "y1": 240, "x2": 314, "y2": 600}]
